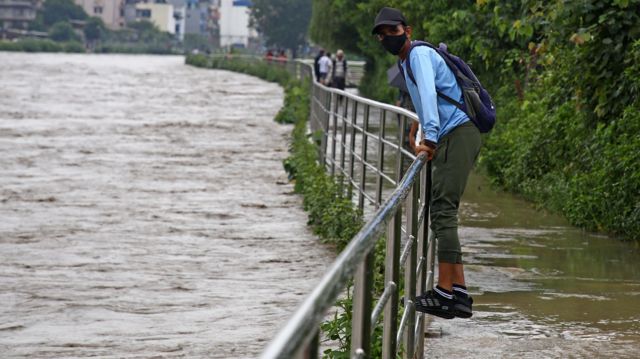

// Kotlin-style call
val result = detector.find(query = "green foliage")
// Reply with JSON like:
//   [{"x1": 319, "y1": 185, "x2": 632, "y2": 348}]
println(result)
[
  {"x1": 250, "y1": 0, "x2": 311, "y2": 55},
  {"x1": 49, "y1": 21, "x2": 80, "y2": 42},
  {"x1": 0, "y1": 39, "x2": 84, "y2": 53},
  {"x1": 40, "y1": 0, "x2": 87, "y2": 27},
  {"x1": 183, "y1": 34, "x2": 213, "y2": 52},
  {"x1": 84, "y1": 17, "x2": 106, "y2": 42},
  {"x1": 311, "y1": 0, "x2": 640, "y2": 240},
  {"x1": 95, "y1": 21, "x2": 175, "y2": 54}
]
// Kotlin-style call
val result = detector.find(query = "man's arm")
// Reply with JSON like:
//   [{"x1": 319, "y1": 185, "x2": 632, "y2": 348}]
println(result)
[
  {"x1": 410, "y1": 49, "x2": 439, "y2": 147},
  {"x1": 408, "y1": 121, "x2": 419, "y2": 150}
]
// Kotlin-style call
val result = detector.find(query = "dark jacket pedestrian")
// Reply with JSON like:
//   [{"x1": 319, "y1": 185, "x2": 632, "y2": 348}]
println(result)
[
  {"x1": 314, "y1": 49, "x2": 325, "y2": 82},
  {"x1": 331, "y1": 49, "x2": 348, "y2": 90}
]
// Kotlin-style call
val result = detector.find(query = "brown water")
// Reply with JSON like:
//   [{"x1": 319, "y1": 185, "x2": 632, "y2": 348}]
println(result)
[
  {"x1": 423, "y1": 172, "x2": 640, "y2": 358},
  {"x1": 0, "y1": 53, "x2": 333, "y2": 358}
]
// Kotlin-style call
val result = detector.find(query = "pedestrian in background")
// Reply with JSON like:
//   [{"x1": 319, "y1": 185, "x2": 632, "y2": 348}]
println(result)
[
  {"x1": 318, "y1": 51, "x2": 332, "y2": 85},
  {"x1": 332, "y1": 49, "x2": 348, "y2": 90},
  {"x1": 314, "y1": 49, "x2": 325, "y2": 82}
]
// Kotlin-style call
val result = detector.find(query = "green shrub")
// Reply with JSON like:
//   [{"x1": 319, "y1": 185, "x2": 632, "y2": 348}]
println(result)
[
  {"x1": 62, "y1": 41, "x2": 84, "y2": 53},
  {"x1": 48, "y1": 21, "x2": 80, "y2": 42},
  {"x1": 0, "y1": 41, "x2": 21, "y2": 51}
]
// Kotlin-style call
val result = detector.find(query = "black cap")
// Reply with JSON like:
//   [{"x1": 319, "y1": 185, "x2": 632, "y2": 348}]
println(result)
[{"x1": 372, "y1": 7, "x2": 407, "y2": 35}]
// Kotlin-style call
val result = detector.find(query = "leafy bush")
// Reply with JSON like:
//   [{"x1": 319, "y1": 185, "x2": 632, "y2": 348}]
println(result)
[
  {"x1": 49, "y1": 21, "x2": 80, "y2": 42},
  {"x1": 310, "y1": 0, "x2": 640, "y2": 240}
]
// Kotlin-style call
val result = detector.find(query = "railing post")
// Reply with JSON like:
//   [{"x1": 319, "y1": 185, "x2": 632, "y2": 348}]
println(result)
[
  {"x1": 303, "y1": 330, "x2": 320, "y2": 359},
  {"x1": 415, "y1": 148, "x2": 428, "y2": 359},
  {"x1": 425, "y1": 162, "x2": 435, "y2": 291},
  {"x1": 358, "y1": 105, "x2": 370, "y2": 211},
  {"x1": 375, "y1": 110, "x2": 387, "y2": 206},
  {"x1": 348, "y1": 101, "x2": 358, "y2": 198},
  {"x1": 382, "y1": 210, "x2": 402, "y2": 358},
  {"x1": 351, "y1": 251, "x2": 375, "y2": 358},
  {"x1": 330, "y1": 92, "x2": 339, "y2": 176},
  {"x1": 320, "y1": 89, "x2": 330, "y2": 169},
  {"x1": 339, "y1": 96, "x2": 349, "y2": 178},
  {"x1": 399, "y1": 115, "x2": 418, "y2": 359}
]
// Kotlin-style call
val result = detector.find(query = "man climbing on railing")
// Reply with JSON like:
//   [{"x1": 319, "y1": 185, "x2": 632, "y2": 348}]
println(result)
[{"x1": 372, "y1": 7, "x2": 484, "y2": 320}]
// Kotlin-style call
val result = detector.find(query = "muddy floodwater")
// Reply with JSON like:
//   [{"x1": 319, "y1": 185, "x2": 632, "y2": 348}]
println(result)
[
  {"x1": 424, "y1": 172, "x2": 640, "y2": 358},
  {"x1": 0, "y1": 53, "x2": 333, "y2": 358}
]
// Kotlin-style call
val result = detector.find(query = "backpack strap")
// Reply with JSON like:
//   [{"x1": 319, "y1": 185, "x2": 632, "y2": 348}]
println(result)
[{"x1": 401, "y1": 41, "x2": 466, "y2": 112}]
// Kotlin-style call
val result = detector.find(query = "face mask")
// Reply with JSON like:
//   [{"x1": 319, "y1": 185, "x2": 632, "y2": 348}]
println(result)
[{"x1": 381, "y1": 32, "x2": 407, "y2": 55}]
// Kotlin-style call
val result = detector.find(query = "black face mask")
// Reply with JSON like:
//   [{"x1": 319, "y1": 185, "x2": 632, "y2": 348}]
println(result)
[{"x1": 381, "y1": 32, "x2": 407, "y2": 55}]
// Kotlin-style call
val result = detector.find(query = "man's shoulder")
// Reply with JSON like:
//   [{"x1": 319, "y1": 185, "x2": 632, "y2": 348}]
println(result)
[{"x1": 410, "y1": 43, "x2": 437, "y2": 57}]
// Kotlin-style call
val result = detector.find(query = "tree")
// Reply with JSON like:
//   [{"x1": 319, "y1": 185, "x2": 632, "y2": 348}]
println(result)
[
  {"x1": 84, "y1": 17, "x2": 106, "y2": 43},
  {"x1": 250, "y1": 0, "x2": 311, "y2": 57},
  {"x1": 49, "y1": 21, "x2": 80, "y2": 42},
  {"x1": 40, "y1": 0, "x2": 88, "y2": 27}
]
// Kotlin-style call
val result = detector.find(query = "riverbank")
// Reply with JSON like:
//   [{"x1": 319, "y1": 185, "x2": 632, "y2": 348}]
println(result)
[{"x1": 0, "y1": 39, "x2": 180, "y2": 54}]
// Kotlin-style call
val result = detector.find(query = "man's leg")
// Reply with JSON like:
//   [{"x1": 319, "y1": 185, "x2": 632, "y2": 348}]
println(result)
[{"x1": 415, "y1": 122, "x2": 480, "y2": 318}]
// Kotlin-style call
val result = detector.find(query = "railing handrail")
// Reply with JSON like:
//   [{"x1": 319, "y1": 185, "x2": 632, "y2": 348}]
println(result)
[
  {"x1": 261, "y1": 153, "x2": 427, "y2": 358},
  {"x1": 300, "y1": 59, "x2": 418, "y2": 123}
]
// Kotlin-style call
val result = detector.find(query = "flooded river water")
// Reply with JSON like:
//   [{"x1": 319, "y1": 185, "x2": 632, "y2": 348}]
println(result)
[
  {"x1": 424, "y1": 172, "x2": 640, "y2": 358},
  {"x1": 0, "y1": 53, "x2": 333, "y2": 358}
]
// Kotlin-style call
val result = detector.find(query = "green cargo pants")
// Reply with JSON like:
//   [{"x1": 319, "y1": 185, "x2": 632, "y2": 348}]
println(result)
[{"x1": 430, "y1": 122, "x2": 481, "y2": 264}]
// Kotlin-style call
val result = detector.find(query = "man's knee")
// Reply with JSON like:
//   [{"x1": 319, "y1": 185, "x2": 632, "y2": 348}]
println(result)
[{"x1": 431, "y1": 210, "x2": 462, "y2": 264}]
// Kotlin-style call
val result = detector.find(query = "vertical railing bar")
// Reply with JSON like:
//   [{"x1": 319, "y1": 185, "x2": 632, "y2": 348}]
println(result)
[
  {"x1": 303, "y1": 330, "x2": 319, "y2": 359},
  {"x1": 351, "y1": 251, "x2": 375, "y2": 359},
  {"x1": 340, "y1": 95, "x2": 349, "y2": 182},
  {"x1": 375, "y1": 110, "x2": 387, "y2": 207},
  {"x1": 403, "y1": 165, "x2": 418, "y2": 359},
  {"x1": 358, "y1": 105, "x2": 370, "y2": 212},
  {"x1": 395, "y1": 301, "x2": 414, "y2": 352},
  {"x1": 319, "y1": 87, "x2": 330, "y2": 167},
  {"x1": 330, "y1": 92, "x2": 339, "y2": 176},
  {"x1": 348, "y1": 100, "x2": 358, "y2": 198},
  {"x1": 426, "y1": 161, "x2": 434, "y2": 292},
  {"x1": 382, "y1": 207, "x2": 401, "y2": 358}
]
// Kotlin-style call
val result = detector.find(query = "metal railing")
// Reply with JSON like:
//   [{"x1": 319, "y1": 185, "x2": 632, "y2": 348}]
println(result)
[
  {"x1": 205, "y1": 53, "x2": 364, "y2": 87},
  {"x1": 209, "y1": 55, "x2": 435, "y2": 359}
]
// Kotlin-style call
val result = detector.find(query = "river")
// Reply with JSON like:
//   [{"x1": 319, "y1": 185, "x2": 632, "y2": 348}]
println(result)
[{"x1": 0, "y1": 53, "x2": 333, "y2": 358}]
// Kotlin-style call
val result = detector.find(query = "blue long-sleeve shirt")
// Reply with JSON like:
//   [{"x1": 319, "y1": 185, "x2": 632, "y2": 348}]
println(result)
[{"x1": 401, "y1": 45, "x2": 469, "y2": 144}]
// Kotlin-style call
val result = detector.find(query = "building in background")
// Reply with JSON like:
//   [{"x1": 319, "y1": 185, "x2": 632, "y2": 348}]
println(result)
[
  {"x1": 74, "y1": 0, "x2": 125, "y2": 29},
  {"x1": 183, "y1": 0, "x2": 207, "y2": 35},
  {"x1": 218, "y1": 0, "x2": 255, "y2": 48},
  {"x1": 123, "y1": 0, "x2": 186, "y2": 40},
  {"x1": 0, "y1": 0, "x2": 40, "y2": 30},
  {"x1": 131, "y1": 1, "x2": 175, "y2": 34}
]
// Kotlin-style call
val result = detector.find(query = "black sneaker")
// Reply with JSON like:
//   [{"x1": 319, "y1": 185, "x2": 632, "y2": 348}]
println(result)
[
  {"x1": 453, "y1": 295, "x2": 473, "y2": 318},
  {"x1": 414, "y1": 290, "x2": 455, "y2": 319}
]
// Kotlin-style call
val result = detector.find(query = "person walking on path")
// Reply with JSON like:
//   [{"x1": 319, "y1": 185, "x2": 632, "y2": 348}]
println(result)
[
  {"x1": 372, "y1": 7, "x2": 480, "y2": 320},
  {"x1": 318, "y1": 51, "x2": 333, "y2": 85},
  {"x1": 331, "y1": 49, "x2": 348, "y2": 90},
  {"x1": 314, "y1": 49, "x2": 325, "y2": 82}
]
